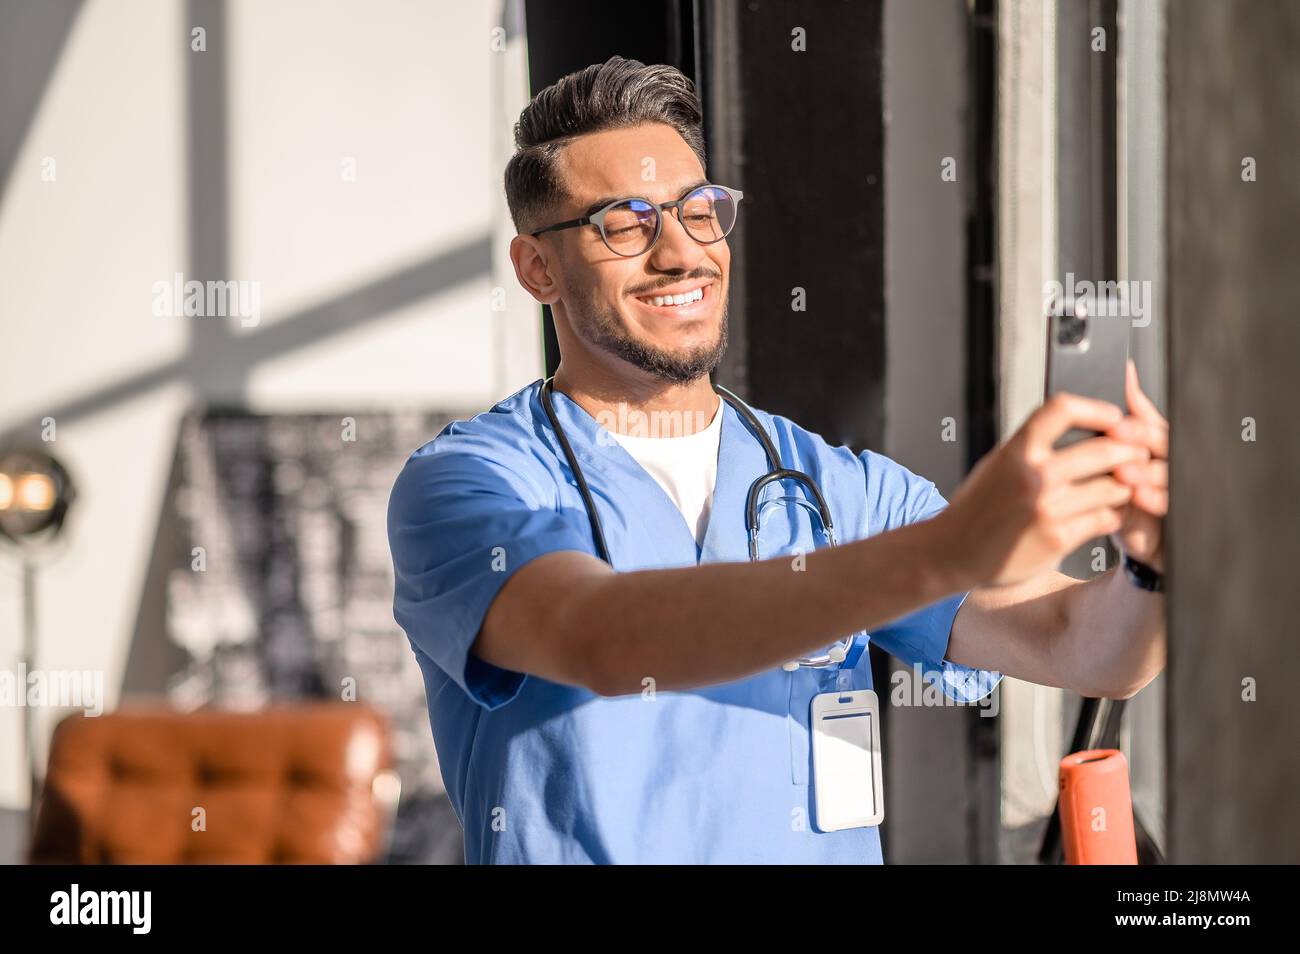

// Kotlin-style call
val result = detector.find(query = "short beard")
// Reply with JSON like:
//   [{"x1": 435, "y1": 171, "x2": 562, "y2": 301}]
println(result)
[{"x1": 573, "y1": 292, "x2": 729, "y2": 385}]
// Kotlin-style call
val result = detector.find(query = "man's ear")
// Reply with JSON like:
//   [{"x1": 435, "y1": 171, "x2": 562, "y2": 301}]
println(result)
[{"x1": 509, "y1": 234, "x2": 562, "y2": 306}]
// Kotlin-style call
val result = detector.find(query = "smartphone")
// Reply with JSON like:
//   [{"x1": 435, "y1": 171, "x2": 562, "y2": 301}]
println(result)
[{"x1": 1044, "y1": 292, "x2": 1130, "y2": 449}]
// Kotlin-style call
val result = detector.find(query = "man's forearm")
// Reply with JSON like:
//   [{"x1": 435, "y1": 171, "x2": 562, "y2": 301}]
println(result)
[
  {"x1": 566, "y1": 514, "x2": 971, "y2": 695},
  {"x1": 1052, "y1": 564, "x2": 1166, "y2": 698}
]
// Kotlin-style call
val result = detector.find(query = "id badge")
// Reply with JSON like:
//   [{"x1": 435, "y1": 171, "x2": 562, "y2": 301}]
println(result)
[{"x1": 810, "y1": 688, "x2": 884, "y2": 831}]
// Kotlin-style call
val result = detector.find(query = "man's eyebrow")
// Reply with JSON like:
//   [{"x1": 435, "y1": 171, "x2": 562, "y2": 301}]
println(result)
[
  {"x1": 579, "y1": 179, "x2": 711, "y2": 218},
  {"x1": 580, "y1": 195, "x2": 624, "y2": 217}
]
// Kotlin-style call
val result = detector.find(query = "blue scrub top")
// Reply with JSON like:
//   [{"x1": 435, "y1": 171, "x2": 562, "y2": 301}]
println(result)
[{"x1": 388, "y1": 379, "x2": 1000, "y2": 864}]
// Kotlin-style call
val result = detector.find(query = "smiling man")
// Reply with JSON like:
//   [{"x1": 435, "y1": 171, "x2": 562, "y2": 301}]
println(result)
[{"x1": 387, "y1": 56, "x2": 1169, "y2": 864}]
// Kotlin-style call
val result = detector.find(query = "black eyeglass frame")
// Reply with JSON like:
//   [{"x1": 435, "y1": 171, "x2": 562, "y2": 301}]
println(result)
[{"x1": 529, "y1": 184, "x2": 744, "y2": 257}]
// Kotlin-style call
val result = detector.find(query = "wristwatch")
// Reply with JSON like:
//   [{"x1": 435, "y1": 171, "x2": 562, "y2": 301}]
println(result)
[{"x1": 1122, "y1": 554, "x2": 1164, "y2": 593}]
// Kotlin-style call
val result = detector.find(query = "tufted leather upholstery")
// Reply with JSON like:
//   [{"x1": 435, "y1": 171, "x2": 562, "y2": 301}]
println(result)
[{"x1": 29, "y1": 703, "x2": 397, "y2": 864}]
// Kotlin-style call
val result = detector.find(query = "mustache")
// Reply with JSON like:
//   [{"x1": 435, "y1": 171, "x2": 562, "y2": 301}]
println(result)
[{"x1": 627, "y1": 271, "x2": 721, "y2": 296}]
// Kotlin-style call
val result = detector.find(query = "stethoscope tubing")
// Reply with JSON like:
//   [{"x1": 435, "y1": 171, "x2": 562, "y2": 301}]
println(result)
[{"x1": 539, "y1": 376, "x2": 855, "y2": 670}]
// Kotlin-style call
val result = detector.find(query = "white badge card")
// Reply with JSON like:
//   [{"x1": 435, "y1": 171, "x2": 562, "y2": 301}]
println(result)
[{"x1": 810, "y1": 689, "x2": 884, "y2": 832}]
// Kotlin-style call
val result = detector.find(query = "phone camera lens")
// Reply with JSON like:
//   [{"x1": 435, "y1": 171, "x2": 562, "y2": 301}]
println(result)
[{"x1": 1057, "y1": 298, "x2": 1088, "y2": 347}]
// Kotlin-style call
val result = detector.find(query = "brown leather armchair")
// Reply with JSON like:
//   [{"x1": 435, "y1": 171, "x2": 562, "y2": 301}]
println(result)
[{"x1": 29, "y1": 703, "x2": 399, "y2": 864}]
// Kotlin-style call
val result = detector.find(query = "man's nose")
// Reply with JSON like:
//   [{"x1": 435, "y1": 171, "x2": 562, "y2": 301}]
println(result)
[{"x1": 648, "y1": 206, "x2": 708, "y2": 269}]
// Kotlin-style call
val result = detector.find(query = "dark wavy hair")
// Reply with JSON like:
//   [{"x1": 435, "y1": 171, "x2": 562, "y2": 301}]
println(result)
[{"x1": 504, "y1": 55, "x2": 707, "y2": 234}]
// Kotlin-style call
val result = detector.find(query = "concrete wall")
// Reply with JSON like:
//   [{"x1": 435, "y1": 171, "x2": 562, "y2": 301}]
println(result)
[
  {"x1": 995, "y1": 0, "x2": 1062, "y2": 859},
  {"x1": 882, "y1": 0, "x2": 981, "y2": 863},
  {"x1": 1166, "y1": 0, "x2": 1300, "y2": 863}
]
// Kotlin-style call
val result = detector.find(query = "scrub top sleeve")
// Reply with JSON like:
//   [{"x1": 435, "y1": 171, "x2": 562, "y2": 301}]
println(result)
[
  {"x1": 858, "y1": 449, "x2": 1002, "y2": 704},
  {"x1": 387, "y1": 447, "x2": 594, "y2": 710}
]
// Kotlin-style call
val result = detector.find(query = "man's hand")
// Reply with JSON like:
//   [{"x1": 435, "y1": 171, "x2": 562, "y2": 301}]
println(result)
[
  {"x1": 938, "y1": 391, "x2": 1150, "y2": 588},
  {"x1": 1104, "y1": 359, "x2": 1169, "y2": 573}
]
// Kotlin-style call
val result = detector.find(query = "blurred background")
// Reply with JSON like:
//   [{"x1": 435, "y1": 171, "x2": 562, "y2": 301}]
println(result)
[{"x1": 0, "y1": 0, "x2": 1295, "y2": 864}]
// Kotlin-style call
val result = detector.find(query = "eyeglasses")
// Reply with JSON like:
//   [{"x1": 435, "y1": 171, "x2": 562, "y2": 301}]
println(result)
[{"x1": 531, "y1": 184, "x2": 744, "y2": 257}]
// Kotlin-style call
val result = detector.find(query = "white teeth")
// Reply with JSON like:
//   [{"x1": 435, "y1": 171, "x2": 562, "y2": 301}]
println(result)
[{"x1": 647, "y1": 287, "x2": 705, "y2": 308}]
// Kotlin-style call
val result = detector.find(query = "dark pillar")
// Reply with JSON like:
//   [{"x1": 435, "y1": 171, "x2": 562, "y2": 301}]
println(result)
[
  {"x1": 522, "y1": 0, "x2": 693, "y2": 376},
  {"x1": 1166, "y1": 0, "x2": 1300, "y2": 863},
  {"x1": 702, "y1": 0, "x2": 886, "y2": 451}
]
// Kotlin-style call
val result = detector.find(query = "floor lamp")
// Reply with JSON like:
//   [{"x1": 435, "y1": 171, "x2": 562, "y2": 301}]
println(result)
[{"x1": 0, "y1": 447, "x2": 77, "y2": 832}]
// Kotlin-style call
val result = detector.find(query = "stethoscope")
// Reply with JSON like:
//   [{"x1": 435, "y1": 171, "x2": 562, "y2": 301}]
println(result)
[{"x1": 540, "y1": 376, "x2": 862, "y2": 671}]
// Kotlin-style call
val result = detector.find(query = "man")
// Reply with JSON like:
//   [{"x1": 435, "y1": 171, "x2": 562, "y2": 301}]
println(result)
[{"x1": 388, "y1": 56, "x2": 1168, "y2": 864}]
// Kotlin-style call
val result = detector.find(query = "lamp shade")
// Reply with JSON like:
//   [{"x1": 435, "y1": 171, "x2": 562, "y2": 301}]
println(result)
[{"x1": 0, "y1": 448, "x2": 77, "y2": 545}]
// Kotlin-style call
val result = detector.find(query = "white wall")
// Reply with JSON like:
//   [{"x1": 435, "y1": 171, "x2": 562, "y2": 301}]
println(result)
[{"x1": 0, "y1": 0, "x2": 539, "y2": 812}]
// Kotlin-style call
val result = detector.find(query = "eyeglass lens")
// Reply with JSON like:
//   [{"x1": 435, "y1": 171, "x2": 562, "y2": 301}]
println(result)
[{"x1": 601, "y1": 186, "x2": 738, "y2": 255}]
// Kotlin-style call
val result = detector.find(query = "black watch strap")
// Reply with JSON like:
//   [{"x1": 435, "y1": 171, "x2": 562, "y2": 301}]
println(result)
[{"x1": 1123, "y1": 554, "x2": 1164, "y2": 593}]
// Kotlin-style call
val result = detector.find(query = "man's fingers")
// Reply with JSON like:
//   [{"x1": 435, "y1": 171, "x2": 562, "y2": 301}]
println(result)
[
  {"x1": 1052, "y1": 506, "x2": 1125, "y2": 554},
  {"x1": 1041, "y1": 475, "x2": 1134, "y2": 520},
  {"x1": 1027, "y1": 392, "x2": 1125, "y2": 448},
  {"x1": 1125, "y1": 359, "x2": 1163, "y2": 422},
  {"x1": 1117, "y1": 363, "x2": 1170, "y2": 516},
  {"x1": 1115, "y1": 503, "x2": 1161, "y2": 547},
  {"x1": 1108, "y1": 414, "x2": 1169, "y2": 459},
  {"x1": 1048, "y1": 436, "x2": 1150, "y2": 483},
  {"x1": 1114, "y1": 458, "x2": 1168, "y2": 490},
  {"x1": 1132, "y1": 484, "x2": 1169, "y2": 517}
]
